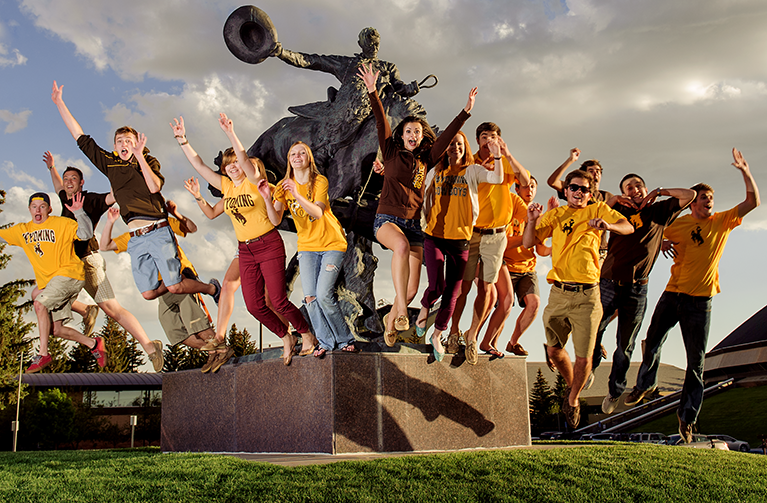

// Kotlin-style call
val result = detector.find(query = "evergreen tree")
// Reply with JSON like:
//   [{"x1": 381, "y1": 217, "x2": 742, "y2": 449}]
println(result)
[
  {"x1": 67, "y1": 317, "x2": 143, "y2": 373},
  {"x1": 552, "y1": 372, "x2": 568, "y2": 414},
  {"x1": 23, "y1": 388, "x2": 76, "y2": 450},
  {"x1": 41, "y1": 337, "x2": 71, "y2": 373},
  {"x1": 0, "y1": 189, "x2": 36, "y2": 409},
  {"x1": 162, "y1": 342, "x2": 206, "y2": 372},
  {"x1": 227, "y1": 323, "x2": 258, "y2": 357},
  {"x1": 529, "y1": 368, "x2": 555, "y2": 430}
]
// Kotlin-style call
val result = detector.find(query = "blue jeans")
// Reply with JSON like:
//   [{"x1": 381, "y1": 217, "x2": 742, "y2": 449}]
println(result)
[
  {"x1": 635, "y1": 291, "x2": 712, "y2": 424},
  {"x1": 298, "y1": 250, "x2": 353, "y2": 350},
  {"x1": 592, "y1": 279, "x2": 649, "y2": 398}
]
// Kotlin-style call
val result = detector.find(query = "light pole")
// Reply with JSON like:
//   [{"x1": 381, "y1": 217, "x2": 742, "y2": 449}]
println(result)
[{"x1": 12, "y1": 343, "x2": 25, "y2": 452}]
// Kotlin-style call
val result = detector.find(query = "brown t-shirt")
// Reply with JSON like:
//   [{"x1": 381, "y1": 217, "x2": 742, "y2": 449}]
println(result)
[
  {"x1": 600, "y1": 197, "x2": 684, "y2": 282},
  {"x1": 77, "y1": 135, "x2": 167, "y2": 223},
  {"x1": 58, "y1": 189, "x2": 110, "y2": 258},
  {"x1": 372, "y1": 91, "x2": 470, "y2": 220}
]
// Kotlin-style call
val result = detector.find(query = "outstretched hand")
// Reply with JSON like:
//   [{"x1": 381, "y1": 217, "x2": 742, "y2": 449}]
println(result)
[
  {"x1": 356, "y1": 63, "x2": 379, "y2": 93},
  {"x1": 219, "y1": 113, "x2": 234, "y2": 135},
  {"x1": 65, "y1": 191, "x2": 84, "y2": 213},
  {"x1": 487, "y1": 139, "x2": 501, "y2": 158},
  {"x1": 527, "y1": 202, "x2": 543, "y2": 223},
  {"x1": 106, "y1": 206, "x2": 120, "y2": 223},
  {"x1": 281, "y1": 179, "x2": 298, "y2": 196},
  {"x1": 547, "y1": 196, "x2": 560, "y2": 212},
  {"x1": 127, "y1": 132, "x2": 147, "y2": 158},
  {"x1": 51, "y1": 81, "x2": 64, "y2": 106},
  {"x1": 661, "y1": 239, "x2": 678, "y2": 259},
  {"x1": 464, "y1": 87, "x2": 478, "y2": 114},
  {"x1": 184, "y1": 177, "x2": 201, "y2": 198},
  {"x1": 588, "y1": 218, "x2": 611, "y2": 231},
  {"x1": 43, "y1": 151, "x2": 55, "y2": 170},
  {"x1": 732, "y1": 147, "x2": 749, "y2": 173},
  {"x1": 639, "y1": 189, "x2": 660, "y2": 210},
  {"x1": 257, "y1": 178, "x2": 272, "y2": 200},
  {"x1": 170, "y1": 117, "x2": 186, "y2": 139},
  {"x1": 372, "y1": 159, "x2": 385, "y2": 175},
  {"x1": 569, "y1": 147, "x2": 581, "y2": 162}
]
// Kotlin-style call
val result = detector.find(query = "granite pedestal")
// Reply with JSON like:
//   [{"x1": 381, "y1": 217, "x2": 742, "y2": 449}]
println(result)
[{"x1": 161, "y1": 348, "x2": 531, "y2": 453}]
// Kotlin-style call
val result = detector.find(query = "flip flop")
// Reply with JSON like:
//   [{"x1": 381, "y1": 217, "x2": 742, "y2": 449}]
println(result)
[
  {"x1": 341, "y1": 343, "x2": 360, "y2": 353},
  {"x1": 313, "y1": 347, "x2": 327, "y2": 359},
  {"x1": 482, "y1": 348, "x2": 505, "y2": 360}
]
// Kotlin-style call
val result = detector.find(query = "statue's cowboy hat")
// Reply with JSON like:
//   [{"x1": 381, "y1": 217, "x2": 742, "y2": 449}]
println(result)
[{"x1": 223, "y1": 5, "x2": 278, "y2": 64}]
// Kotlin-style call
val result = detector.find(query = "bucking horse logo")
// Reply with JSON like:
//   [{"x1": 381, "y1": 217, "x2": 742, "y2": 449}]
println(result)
[
  {"x1": 34, "y1": 242, "x2": 43, "y2": 257},
  {"x1": 231, "y1": 208, "x2": 247, "y2": 226},
  {"x1": 691, "y1": 225, "x2": 704, "y2": 245},
  {"x1": 562, "y1": 219, "x2": 575, "y2": 236}
]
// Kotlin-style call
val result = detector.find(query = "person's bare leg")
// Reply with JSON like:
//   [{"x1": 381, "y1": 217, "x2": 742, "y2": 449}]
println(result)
[
  {"x1": 377, "y1": 223, "x2": 412, "y2": 330},
  {"x1": 480, "y1": 268, "x2": 513, "y2": 352},
  {"x1": 71, "y1": 299, "x2": 88, "y2": 317},
  {"x1": 33, "y1": 300, "x2": 51, "y2": 356},
  {"x1": 464, "y1": 280, "x2": 495, "y2": 346},
  {"x1": 547, "y1": 345, "x2": 574, "y2": 385},
  {"x1": 52, "y1": 321, "x2": 95, "y2": 348},
  {"x1": 406, "y1": 246, "x2": 423, "y2": 304},
  {"x1": 98, "y1": 298, "x2": 155, "y2": 354},
  {"x1": 430, "y1": 328, "x2": 445, "y2": 354},
  {"x1": 569, "y1": 356, "x2": 591, "y2": 406},
  {"x1": 141, "y1": 283, "x2": 168, "y2": 300},
  {"x1": 165, "y1": 278, "x2": 215, "y2": 296},
  {"x1": 215, "y1": 258, "x2": 241, "y2": 343},
  {"x1": 509, "y1": 294, "x2": 540, "y2": 346}
]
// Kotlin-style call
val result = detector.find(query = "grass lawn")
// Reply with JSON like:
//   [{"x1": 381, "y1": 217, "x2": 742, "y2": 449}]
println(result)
[
  {"x1": 632, "y1": 385, "x2": 767, "y2": 446},
  {"x1": 1, "y1": 444, "x2": 765, "y2": 502}
]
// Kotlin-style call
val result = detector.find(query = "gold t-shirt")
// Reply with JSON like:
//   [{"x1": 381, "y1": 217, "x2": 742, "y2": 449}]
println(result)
[
  {"x1": 504, "y1": 194, "x2": 536, "y2": 274},
  {"x1": 221, "y1": 177, "x2": 274, "y2": 242}
]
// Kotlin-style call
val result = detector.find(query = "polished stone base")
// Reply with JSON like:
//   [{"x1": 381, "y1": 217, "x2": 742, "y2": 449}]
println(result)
[{"x1": 161, "y1": 347, "x2": 531, "y2": 453}]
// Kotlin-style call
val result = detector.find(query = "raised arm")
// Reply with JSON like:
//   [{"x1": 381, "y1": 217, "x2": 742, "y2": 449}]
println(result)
[
  {"x1": 548, "y1": 148, "x2": 580, "y2": 192},
  {"x1": 589, "y1": 217, "x2": 634, "y2": 235},
  {"x1": 166, "y1": 200, "x2": 198, "y2": 234},
  {"x1": 732, "y1": 148, "x2": 760, "y2": 218},
  {"x1": 184, "y1": 177, "x2": 224, "y2": 220},
  {"x1": 522, "y1": 203, "x2": 544, "y2": 248},
  {"x1": 127, "y1": 132, "x2": 162, "y2": 193},
  {"x1": 64, "y1": 192, "x2": 93, "y2": 241},
  {"x1": 170, "y1": 116, "x2": 223, "y2": 190},
  {"x1": 218, "y1": 113, "x2": 263, "y2": 186},
  {"x1": 51, "y1": 81, "x2": 84, "y2": 141},
  {"x1": 258, "y1": 180, "x2": 283, "y2": 227},
  {"x1": 498, "y1": 138, "x2": 530, "y2": 187},
  {"x1": 99, "y1": 207, "x2": 120, "y2": 251},
  {"x1": 43, "y1": 151, "x2": 64, "y2": 193},
  {"x1": 638, "y1": 187, "x2": 696, "y2": 210},
  {"x1": 357, "y1": 64, "x2": 389, "y2": 150}
]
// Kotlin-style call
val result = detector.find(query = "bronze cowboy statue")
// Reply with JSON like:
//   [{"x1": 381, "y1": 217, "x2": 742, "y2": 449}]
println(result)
[{"x1": 223, "y1": 5, "x2": 436, "y2": 203}]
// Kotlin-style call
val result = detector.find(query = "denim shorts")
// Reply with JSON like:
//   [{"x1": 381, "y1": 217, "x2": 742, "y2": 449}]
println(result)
[
  {"x1": 373, "y1": 213, "x2": 424, "y2": 248},
  {"x1": 127, "y1": 224, "x2": 182, "y2": 293}
]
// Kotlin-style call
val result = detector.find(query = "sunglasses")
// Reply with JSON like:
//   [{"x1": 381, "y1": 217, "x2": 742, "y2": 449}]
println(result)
[{"x1": 567, "y1": 183, "x2": 592, "y2": 194}]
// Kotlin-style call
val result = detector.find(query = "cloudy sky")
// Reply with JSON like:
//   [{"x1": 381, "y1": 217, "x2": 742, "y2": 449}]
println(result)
[{"x1": 1, "y1": 0, "x2": 765, "y2": 372}]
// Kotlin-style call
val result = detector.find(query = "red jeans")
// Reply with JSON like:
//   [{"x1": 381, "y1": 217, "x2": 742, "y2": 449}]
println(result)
[{"x1": 238, "y1": 230, "x2": 309, "y2": 337}]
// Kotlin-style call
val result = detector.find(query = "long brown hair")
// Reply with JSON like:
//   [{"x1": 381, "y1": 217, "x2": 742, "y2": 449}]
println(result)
[
  {"x1": 282, "y1": 141, "x2": 320, "y2": 200},
  {"x1": 436, "y1": 130, "x2": 474, "y2": 173}
]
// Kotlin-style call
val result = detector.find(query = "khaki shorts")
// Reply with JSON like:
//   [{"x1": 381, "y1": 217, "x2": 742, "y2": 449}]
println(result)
[
  {"x1": 509, "y1": 271, "x2": 540, "y2": 307},
  {"x1": 158, "y1": 292, "x2": 212, "y2": 346},
  {"x1": 463, "y1": 230, "x2": 507, "y2": 284},
  {"x1": 83, "y1": 252, "x2": 115, "y2": 303},
  {"x1": 542, "y1": 283, "x2": 602, "y2": 359},
  {"x1": 36, "y1": 276, "x2": 84, "y2": 324}
]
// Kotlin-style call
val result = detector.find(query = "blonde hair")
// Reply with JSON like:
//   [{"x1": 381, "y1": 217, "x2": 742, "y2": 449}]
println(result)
[{"x1": 283, "y1": 141, "x2": 320, "y2": 198}]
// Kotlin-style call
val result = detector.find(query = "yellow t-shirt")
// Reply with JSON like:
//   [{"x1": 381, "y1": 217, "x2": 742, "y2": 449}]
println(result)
[
  {"x1": 113, "y1": 218, "x2": 196, "y2": 277},
  {"x1": 504, "y1": 194, "x2": 536, "y2": 274},
  {"x1": 473, "y1": 154, "x2": 518, "y2": 229},
  {"x1": 272, "y1": 175, "x2": 347, "y2": 252},
  {"x1": 664, "y1": 207, "x2": 741, "y2": 297},
  {"x1": 0, "y1": 215, "x2": 84, "y2": 288},
  {"x1": 221, "y1": 177, "x2": 274, "y2": 242},
  {"x1": 535, "y1": 201, "x2": 624, "y2": 284}
]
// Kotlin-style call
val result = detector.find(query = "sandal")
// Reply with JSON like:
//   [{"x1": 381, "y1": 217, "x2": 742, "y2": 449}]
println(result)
[
  {"x1": 394, "y1": 314, "x2": 410, "y2": 331},
  {"x1": 382, "y1": 314, "x2": 397, "y2": 347},
  {"x1": 283, "y1": 348, "x2": 296, "y2": 366},
  {"x1": 482, "y1": 347, "x2": 504, "y2": 360},
  {"x1": 298, "y1": 346, "x2": 314, "y2": 357},
  {"x1": 342, "y1": 343, "x2": 360, "y2": 353},
  {"x1": 313, "y1": 347, "x2": 327, "y2": 359}
]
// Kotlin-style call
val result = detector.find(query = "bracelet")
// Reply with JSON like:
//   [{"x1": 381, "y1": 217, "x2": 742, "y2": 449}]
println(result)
[
  {"x1": 179, "y1": 140, "x2": 189, "y2": 146},
  {"x1": 494, "y1": 156, "x2": 502, "y2": 160},
  {"x1": 174, "y1": 135, "x2": 185, "y2": 139},
  {"x1": 194, "y1": 197, "x2": 204, "y2": 202}
]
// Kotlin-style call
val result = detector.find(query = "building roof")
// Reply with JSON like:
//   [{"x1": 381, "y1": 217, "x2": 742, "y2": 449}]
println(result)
[
  {"x1": 21, "y1": 372, "x2": 162, "y2": 389},
  {"x1": 708, "y1": 305, "x2": 767, "y2": 356}
]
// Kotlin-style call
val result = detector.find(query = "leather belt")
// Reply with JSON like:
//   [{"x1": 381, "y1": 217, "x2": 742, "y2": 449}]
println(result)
[
  {"x1": 473, "y1": 225, "x2": 506, "y2": 235},
  {"x1": 553, "y1": 281, "x2": 597, "y2": 292},
  {"x1": 129, "y1": 220, "x2": 169, "y2": 238},
  {"x1": 612, "y1": 278, "x2": 649, "y2": 287},
  {"x1": 239, "y1": 229, "x2": 275, "y2": 245}
]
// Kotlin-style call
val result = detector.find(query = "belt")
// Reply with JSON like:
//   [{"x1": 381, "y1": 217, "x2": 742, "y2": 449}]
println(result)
[
  {"x1": 129, "y1": 220, "x2": 169, "y2": 238},
  {"x1": 473, "y1": 225, "x2": 506, "y2": 235},
  {"x1": 239, "y1": 229, "x2": 275, "y2": 245},
  {"x1": 612, "y1": 278, "x2": 649, "y2": 287},
  {"x1": 553, "y1": 281, "x2": 597, "y2": 292}
]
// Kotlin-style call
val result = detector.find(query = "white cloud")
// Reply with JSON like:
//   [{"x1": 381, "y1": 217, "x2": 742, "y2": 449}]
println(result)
[
  {"x1": 0, "y1": 109, "x2": 32, "y2": 133},
  {"x1": 0, "y1": 44, "x2": 27, "y2": 67},
  {"x1": 1, "y1": 161, "x2": 46, "y2": 190}
]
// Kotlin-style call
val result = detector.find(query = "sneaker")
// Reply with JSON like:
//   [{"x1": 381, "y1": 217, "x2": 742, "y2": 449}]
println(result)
[
  {"x1": 624, "y1": 386, "x2": 656, "y2": 406},
  {"x1": 201, "y1": 352, "x2": 217, "y2": 374},
  {"x1": 82, "y1": 304, "x2": 99, "y2": 337},
  {"x1": 201, "y1": 338, "x2": 224, "y2": 351},
  {"x1": 91, "y1": 336, "x2": 108, "y2": 368},
  {"x1": 562, "y1": 387, "x2": 581, "y2": 429},
  {"x1": 26, "y1": 354, "x2": 52, "y2": 374},
  {"x1": 446, "y1": 331, "x2": 461, "y2": 354},
  {"x1": 506, "y1": 342, "x2": 529, "y2": 356},
  {"x1": 148, "y1": 340, "x2": 164, "y2": 373},
  {"x1": 602, "y1": 394, "x2": 620, "y2": 415},
  {"x1": 209, "y1": 278, "x2": 222, "y2": 305},
  {"x1": 583, "y1": 371, "x2": 595, "y2": 391},
  {"x1": 678, "y1": 413, "x2": 693, "y2": 443},
  {"x1": 211, "y1": 347, "x2": 235, "y2": 373},
  {"x1": 466, "y1": 340, "x2": 478, "y2": 365}
]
